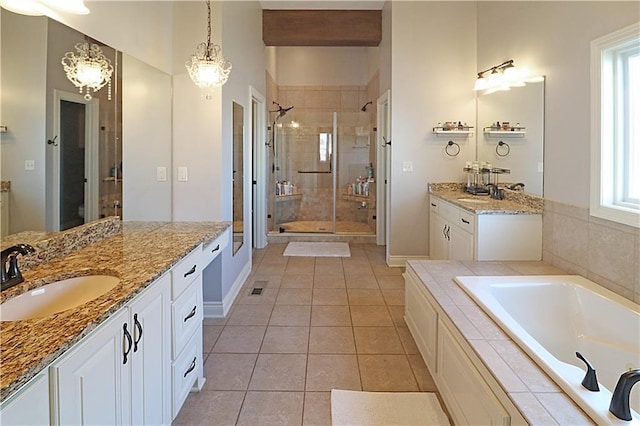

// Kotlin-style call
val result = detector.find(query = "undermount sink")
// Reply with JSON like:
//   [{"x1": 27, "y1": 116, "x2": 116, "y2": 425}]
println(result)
[
  {"x1": 0, "y1": 275, "x2": 120, "y2": 321},
  {"x1": 457, "y1": 198, "x2": 490, "y2": 204}
]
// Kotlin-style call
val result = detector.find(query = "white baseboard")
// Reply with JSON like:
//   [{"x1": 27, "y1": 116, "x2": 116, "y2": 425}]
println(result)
[
  {"x1": 388, "y1": 255, "x2": 430, "y2": 268},
  {"x1": 203, "y1": 261, "x2": 252, "y2": 318}
]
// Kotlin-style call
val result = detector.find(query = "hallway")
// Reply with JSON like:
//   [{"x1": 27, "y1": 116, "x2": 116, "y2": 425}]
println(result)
[{"x1": 173, "y1": 243, "x2": 439, "y2": 425}]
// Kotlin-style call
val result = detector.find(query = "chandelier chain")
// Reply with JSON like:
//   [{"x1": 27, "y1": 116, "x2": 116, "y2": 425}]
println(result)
[{"x1": 206, "y1": 0, "x2": 212, "y2": 55}]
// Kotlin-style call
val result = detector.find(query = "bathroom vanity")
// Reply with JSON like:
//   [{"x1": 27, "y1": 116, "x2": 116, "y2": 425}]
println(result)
[
  {"x1": 429, "y1": 183, "x2": 543, "y2": 261},
  {"x1": 0, "y1": 219, "x2": 230, "y2": 425}
]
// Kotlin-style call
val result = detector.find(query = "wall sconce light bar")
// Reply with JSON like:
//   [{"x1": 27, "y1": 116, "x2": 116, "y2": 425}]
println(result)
[{"x1": 473, "y1": 59, "x2": 542, "y2": 92}]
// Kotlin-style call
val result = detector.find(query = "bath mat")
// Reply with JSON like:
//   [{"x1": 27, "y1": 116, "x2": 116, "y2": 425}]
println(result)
[
  {"x1": 283, "y1": 242, "x2": 351, "y2": 257},
  {"x1": 331, "y1": 390, "x2": 450, "y2": 426}
]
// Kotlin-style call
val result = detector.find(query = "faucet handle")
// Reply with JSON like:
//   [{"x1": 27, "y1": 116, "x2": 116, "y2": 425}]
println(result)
[{"x1": 575, "y1": 352, "x2": 599, "y2": 392}]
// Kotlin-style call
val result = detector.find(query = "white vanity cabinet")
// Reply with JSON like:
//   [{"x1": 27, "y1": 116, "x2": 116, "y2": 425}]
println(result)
[
  {"x1": 170, "y1": 246, "x2": 205, "y2": 420},
  {"x1": 405, "y1": 267, "x2": 527, "y2": 426},
  {"x1": 51, "y1": 273, "x2": 171, "y2": 426},
  {"x1": 429, "y1": 195, "x2": 541, "y2": 261},
  {"x1": 0, "y1": 370, "x2": 50, "y2": 425}
]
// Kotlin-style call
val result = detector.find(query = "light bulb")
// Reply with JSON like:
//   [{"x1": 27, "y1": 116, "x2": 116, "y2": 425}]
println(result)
[{"x1": 473, "y1": 76, "x2": 488, "y2": 91}]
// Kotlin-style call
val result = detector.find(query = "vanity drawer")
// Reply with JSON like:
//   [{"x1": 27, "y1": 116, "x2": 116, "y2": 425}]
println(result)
[
  {"x1": 429, "y1": 198, "x2": 440, "y2": 214},
  {"x1": 171, "y1": 247, "x2": 202, "y2": 300},
  {"x1": 202, "y1": 229, "x2": 229, "y2": 266},
  {"x1": 172, "y1": 277, "x2": 202, "y2": 358},
  {"x1": 458, "y1": 210, "x2": 476, "y2": 233},
  {"x1": 171, "y1": 330, "x2": 202, "y2": 419}
]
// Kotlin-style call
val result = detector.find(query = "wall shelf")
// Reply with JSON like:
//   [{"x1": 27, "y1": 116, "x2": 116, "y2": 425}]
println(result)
[
  {"x1": 275, "y1": 193, "x2": 302, "y2": 202},
  {"x1": 483, "y1": 127, "x2": 526, "y2": 137},
  {"x1": 342, "y1": 194, "x2": 370, "y2": 202},
  {"x1": 433, "y1": 126, "x2": 474, "y2": 137}
]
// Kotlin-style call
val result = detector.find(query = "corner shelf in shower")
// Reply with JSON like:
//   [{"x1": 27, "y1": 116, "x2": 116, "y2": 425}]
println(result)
[
  {"x1": 102, "y1": 177, "x2": 123, "y2": 182},
  {"x1": 342, "y1": 194, "x2": 370, "y2": 203},
  {"x1": 275, "y1": 193, "x2": 302, "y2": 202}
]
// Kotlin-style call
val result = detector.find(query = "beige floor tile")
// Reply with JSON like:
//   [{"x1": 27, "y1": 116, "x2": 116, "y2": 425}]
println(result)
[
  {"x1": 202, "y1": 325, "x2": 224, "y2": 353},
  {"x1": 203, "y1": 317, "x2": 228, "y2": 326},
  {"x1": 308, "y1": 327, "x2": 356, "y2": 354},
  {"x1": 303, "y1": 392, "x2": 332, "y2": 426},
  {"x1": 226, "y1": 304, "x2": 273, "y2": 326},
  {"x1": 203, "y1": 353, "x2": 257, "y2": 391},
  {"x1": 312, "y1": 288, "x2": 348, "y2": 305},
  {"x1": 236, "y1": 288, "x2": 278, "y2": 305},
  {"x1": 237, "y1": 391, "x2": 304, "y2": 426},
  {"x1": 343, "y1": 263, "x2": 375, "y2": 278},
  {"x1": 173, "y1": 390, "x2": 245, "y2": 425},
  {"x1": 281, "y1": 274, "x2": 314, "y2": 289},
  {"x1": 313, "y1": 274, "x2": 346, "y2": 288},
  {"x1": 314, "y1": 258, "x2": 344, "y2": 275},
  {"x1": 285, "y1": 257, "x2": 316, "y2": 274},
  {"x1": 305, "y1": 354, "x2": 361, "y2": 391},
  {"x1": 358, "y1": 354, "x2": 419, "y2": 392},
  {"x1": 261, "y1": 326, "x2": 310, "y2": 353},
  {"x1": 345, "y1": 275, "x2": 380, "y2": 289},
  {"x1": 350, "y1": 305, "x2": 393, "y2": 326},
  {"x1": 388, "y1": 306, "x2": 407, "y2": 327},
  {"x1": 382, "y1": 289, "x2": 405, "y2": 306},
  {"x1": 269, "y1": 305, "x2": 311, "y2": 326},
  {"x1": 213, "y1": 326, "x2": 266, "y2": 353},
  {"x1": 407, "y1": 354, "x2": 438, "y2": 392},
  {"x1": 353, "y1": 327, "x2": 404, "y2": 354},
  {"x1": 248, "y1": 354, "x2": 307, "y2": 391},
  {"x1": 276, "y1": 288, "x2": 313, "y2": 305},
  {"x1": 246, "y1": 273, "x2": 283, "y2": 289},
  {"x1": 347, "y1": 288, "x2": 386, "y2": 305},
  {"x1": 372, "y1": 264, "x2": 404, "y2": 276},
  {"x1": 376, "y1": 275, "x2": 405, "y2": 289},
  {"x1": 256, "y1": 262, "x2": 287, "y2": 275},
  {"x1": 310, "y1": 305, "x2": 352, "y2": 326},
  {"x1": 396, "y1": 326, "x2": 420, "y2": 354}
]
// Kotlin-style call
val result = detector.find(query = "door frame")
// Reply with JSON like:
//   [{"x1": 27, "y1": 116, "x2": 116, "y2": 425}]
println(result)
[
  {"x1": 52, "y1": 89, "x2": 99, "y2": 231},
  {"x1": 250, "y1": 86, "x2": 267, "y2": 248},
  {"x1": 376, "y1": 90, "x2": 391, "y2": 248}
]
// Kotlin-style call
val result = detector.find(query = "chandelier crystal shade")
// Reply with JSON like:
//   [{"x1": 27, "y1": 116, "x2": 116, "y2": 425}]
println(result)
[
  {"x1": 61, "y1": 42, "x2": 113, "y2": 101},
  {"x1": 0, "y1": 0, "x2": 89, "y2": 16},
  {"x1": 185, "y1": 0, "x2": 232, "y2": 96}
]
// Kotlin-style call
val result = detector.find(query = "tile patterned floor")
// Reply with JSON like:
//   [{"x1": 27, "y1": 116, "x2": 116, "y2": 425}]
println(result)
[{"x1": 173, "y1": 243, "x2": 438, "y2": 426}]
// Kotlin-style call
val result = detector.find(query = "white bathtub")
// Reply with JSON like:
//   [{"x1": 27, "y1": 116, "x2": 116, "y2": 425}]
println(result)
[{"x1": 455, "y1": 275, "x2": 640, "y2": 425}]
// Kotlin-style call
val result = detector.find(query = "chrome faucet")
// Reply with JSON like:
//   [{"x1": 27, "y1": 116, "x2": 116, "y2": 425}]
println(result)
[
  {"x1": 609, "y1": 368, "x2": 640, "y2": 421},
  {"x1": 507, "y1": 182, "x2": 525, "y2": 191},
  {"x1": 1, "y1": 244, "x2": 35, "y2": 291}
]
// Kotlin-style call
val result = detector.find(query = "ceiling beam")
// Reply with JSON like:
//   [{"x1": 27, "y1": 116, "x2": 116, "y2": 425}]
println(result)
[{"x1": 263, "y1": 10, "x2": 382, "y2": 46}]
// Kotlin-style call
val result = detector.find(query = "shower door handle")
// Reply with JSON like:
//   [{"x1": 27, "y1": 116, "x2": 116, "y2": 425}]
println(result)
[{"x1": 382, "y1": 137, "x2": 391, "y2": 147}]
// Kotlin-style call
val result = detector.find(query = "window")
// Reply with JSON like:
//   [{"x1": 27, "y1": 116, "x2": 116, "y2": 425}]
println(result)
[{"x1": 591, "y1": 23, "x2": 640, "y2": 228}]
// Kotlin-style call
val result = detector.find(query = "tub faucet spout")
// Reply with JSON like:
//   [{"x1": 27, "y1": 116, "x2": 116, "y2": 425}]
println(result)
[
  {"x1": 576, "y1": 352, "x2": 599, "y2": 392},
  {"x1": 609, "y1": 368, "x2": 640, "y2": 421}
]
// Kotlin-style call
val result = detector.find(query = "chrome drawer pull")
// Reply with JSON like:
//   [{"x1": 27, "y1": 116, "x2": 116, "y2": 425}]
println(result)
[
  {"x1": 183, "y1": 265, "x2": 197, "y2": 278},
  {"x1": 183, "y1": 357, "x2": 197, "y2": 377},
  {"x1": 184, "y1": 306, "x2": 197, "y2": 322}
]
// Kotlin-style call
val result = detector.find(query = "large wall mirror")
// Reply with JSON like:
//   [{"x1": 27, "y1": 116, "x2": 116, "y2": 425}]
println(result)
[
  {"x1": 232, "y1": 101, "x2": 244, "y2": 255},
  {"x1": 476, "y1": 79, "x2": 545, "y2": 196}
]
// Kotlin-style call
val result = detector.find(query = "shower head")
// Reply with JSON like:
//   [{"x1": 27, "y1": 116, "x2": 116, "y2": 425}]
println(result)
[
  {"x1": 361, "y1": 101, "x2": 373, "y2": 112},
  {"x1": 271, "y1": 101, "x2": 294, "y2": 118}
]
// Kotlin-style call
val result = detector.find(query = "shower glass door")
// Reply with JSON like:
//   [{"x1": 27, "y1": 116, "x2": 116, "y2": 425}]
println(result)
[{"x1": 272, "y1": 112, "x2": 337, "y2": 233}]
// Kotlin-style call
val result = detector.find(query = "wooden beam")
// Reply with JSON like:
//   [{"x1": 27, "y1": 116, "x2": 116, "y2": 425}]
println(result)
[{"x1": 263, "y1": 10, "x2": 382, "y2": 47}]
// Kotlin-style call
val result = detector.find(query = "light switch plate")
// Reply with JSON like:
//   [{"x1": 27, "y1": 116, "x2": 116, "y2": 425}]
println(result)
[
  {"x1": 177, "y1": 166, "x2": 188, "y2": 182},
  {"x1": 25, "y1": 160, "x2": 35, "y2": 171},
  {"x1": 156, "y1": 166, "x2": 167, "y2": 182},
  {"x1": 402, "y1": 161, "x2": 413, "y2": 172}
]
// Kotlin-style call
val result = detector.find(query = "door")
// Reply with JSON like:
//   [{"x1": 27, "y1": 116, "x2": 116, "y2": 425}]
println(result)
[
  {"x1": 250, "y1": 87, "x2": 267, "y2": 248},
  {"x1": 377, "y1": 91, "x2": 391, "y2": 248},
  {"x1": 52, "y1": 90, "x2": 99, "y2": 231},
  {"x1": 430, "y1": 213, "x2": 449, "y2": 260},
  {"x1": 52, "y1": 308, "x2": 129, "y2": 425}
]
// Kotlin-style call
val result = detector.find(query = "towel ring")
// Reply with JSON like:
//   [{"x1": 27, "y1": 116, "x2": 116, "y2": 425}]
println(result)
[
  {"x1": 445, "y1": 141, "x2": 460, "y2": 157},
  {"x1": 496, "y1": 140, "x2": 510, "y2": 157}
]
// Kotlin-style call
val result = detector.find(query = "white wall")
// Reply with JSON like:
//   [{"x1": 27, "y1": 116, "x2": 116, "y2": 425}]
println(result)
[
  {"x1": 477, "y1": 1, "x2": 640, "y2": 208},
  {"x1": 389, "y1": 1, "x2": 477, "y2": 262},
  {"x1": 275, "y1": 47, "x2": 370, "y2": 86},
  {"x1": 0, "y1": 12, "x2": 47, "y2": 233}
]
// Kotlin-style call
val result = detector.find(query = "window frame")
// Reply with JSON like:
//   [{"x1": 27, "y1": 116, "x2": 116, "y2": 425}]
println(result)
[{"x1": 590, "y1": 22, "x2": 640, "y2": 228}]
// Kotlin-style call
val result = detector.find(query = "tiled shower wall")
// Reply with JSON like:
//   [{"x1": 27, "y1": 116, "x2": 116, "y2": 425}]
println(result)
[
  {"x1": 266, "y1": 71, "x2": 378, "y2": 233},
  {"x1": 543, "y1": 200, "x2": 640, "y2": 303}
]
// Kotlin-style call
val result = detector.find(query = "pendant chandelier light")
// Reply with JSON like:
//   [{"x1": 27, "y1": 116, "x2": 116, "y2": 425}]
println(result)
[
  {"x1": 185, "y1": 0, "x2": 232, "y2": 98},
  {"x1": 61, "y1": 42, "x2": 114, "y2": 101}
]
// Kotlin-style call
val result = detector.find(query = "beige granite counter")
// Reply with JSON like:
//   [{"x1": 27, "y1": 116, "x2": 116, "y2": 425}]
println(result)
[
  {"x1": 0, "y1": 221, "x2": 230, "y2": 403},
  {"x1": 429, "y1": 182, "x2": 543, "y2": 215},
  {"x1": 407, "y1": 259, "x2": 594, "y2": 425}
]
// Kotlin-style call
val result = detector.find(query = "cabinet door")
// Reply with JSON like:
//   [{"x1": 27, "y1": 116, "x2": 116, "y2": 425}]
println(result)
[
  {"x1": 52, "y1": 308, "x2": 130, "y2": 426},
  {"x1": 430, "y1": 213, "x2": 449, "y2": 260},
  {"x1": 130, "y1": 274, "x2": 171, "y2": 426},
  {"x1": 404, "y1": 273, "x2": 438, "y2": 369},
  {"x1": 449, "y1": 225, "x2": 474, "y2": 260},
  {"x1": 0, "y1": 371, "x2": 49, "y2": 425}
]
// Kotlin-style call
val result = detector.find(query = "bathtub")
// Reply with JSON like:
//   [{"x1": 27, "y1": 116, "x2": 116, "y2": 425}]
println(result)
[{"x1": 454, "y1": 275, "x2": 640, "y2": 425}]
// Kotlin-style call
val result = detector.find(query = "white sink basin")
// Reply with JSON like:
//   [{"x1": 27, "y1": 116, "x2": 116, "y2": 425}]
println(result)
[
  {"x1": 0, "y1": 275, "x2": 119, "y2": 321},
  {"x1": 457, "y1": 198, "x2": 490, "y2": 204}
]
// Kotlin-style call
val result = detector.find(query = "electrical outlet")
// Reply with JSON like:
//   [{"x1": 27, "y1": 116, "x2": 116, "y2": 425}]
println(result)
[
  {"x1": 25, "y1": 160, "x2": 35, "y2": 171},
  {"x1": 177, "y1": 166, "x2": 188, "y2": 182}
]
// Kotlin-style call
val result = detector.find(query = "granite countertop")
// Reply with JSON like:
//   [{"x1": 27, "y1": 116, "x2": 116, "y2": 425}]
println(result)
[
  {"x1": 429, "y1": 182, "x2": 543, "y2": 215},
  {"x1": 0, "y1": 221, "x2": 230, "y2": 403},
  {"x1": 407, "y1": 259, "x2": 594, "y2": 425}
]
